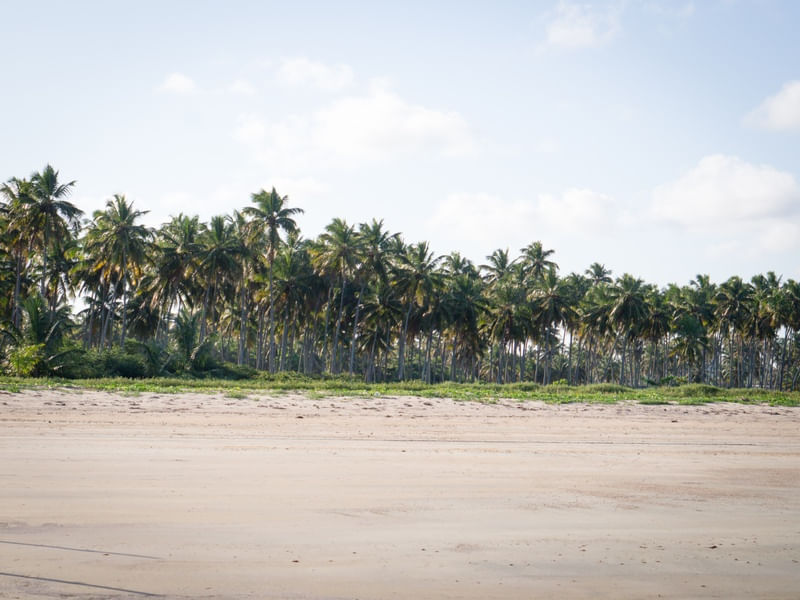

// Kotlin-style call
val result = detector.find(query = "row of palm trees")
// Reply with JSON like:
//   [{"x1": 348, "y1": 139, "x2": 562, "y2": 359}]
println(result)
[{"x1": 3, "y1": 164, "x2": 800, "y2": 388}]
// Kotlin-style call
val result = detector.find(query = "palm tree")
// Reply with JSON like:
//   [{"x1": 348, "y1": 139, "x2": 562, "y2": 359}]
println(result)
[
  {"x1": 84, "y1": 195, "x2": 152, "y2": 347},
  {"x1": 29, "y1": 165, "x2": 81, "y2": 306},
  {"x1": 529, "y1": 268, "x2": 574, "y2": 384},
  {"x1": 227, "y1": 210, "x2": 258, "y2": 366},
  {"x1": 243, "y1": 188, "x2": 303, "y2": 372},
  {"x1": 520, "y1": 241, "x2": 557, "y2": 282},
  {"x1": 359, "y1": 279, "x2": 403, "y2": 382},
  {"x1": 347, "y1": 219, "x2": 399, "y2": 374},
  {"x1": 153, "y1": 214, "x2": 203, "y2": 344},
  {"x1": 714, "y1": 276, "x2": 754, "y2": 388},
  {"x1": 197, "y1": 215, "x2": 242, "y2": 342},
  {"x1": 778, "y1": 279, "x2": 800, "y2": 390},
  {"x1": 606, "y1": 274, "x2": 649, "y2": 386},
  {"x1": 585, "y1": 262, "x2": 612, "y2": 286},
  {"x1": 394, "y1": 241, "x2": 441, "y2": 380},
  {"x1": 442, "y1": 272, "x2": 487, "y2": 381},
  {"x1": 312, "y1": 218, "x2": 361, "y2": 374},
  {"x1": 0, "y1": 177, "x2": 36, "y2": 328},
  {"x1": 481, "y1": 248, "x2": 515, "y2": 286}
]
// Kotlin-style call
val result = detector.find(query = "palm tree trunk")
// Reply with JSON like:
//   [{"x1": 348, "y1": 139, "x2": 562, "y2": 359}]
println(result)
[
  {"x1": 366, "y1": 333, "x2": 378, "y2": 383},
  {"x1": 256, "y1": 304, "x2": 265, "y2": 370},
  {"x1": 267, "y1": 261, "x2": 277, "y2": 372},
  {"x1": 331, "y1": 273, "x2": 347, "y2": 374},
  {"x1": 382, "y1": 325, "x2": 391, "y2": 382},
  {"x1": 438, "y1": 334, "x2": 445, "y2": 383},
  {"x1": 101, "y1": 285, "x2": 118, "y2": 350},
  {"x1": 397, "y1": 303, "x2": 413, "y2": 380},
  {"x1": 238, "y1": 280, "x2": 248, "y2": 366},
  {"x1": 120, "y1": 254, "x2": 128, "y2": 348},
  {"x1": 450, "y1": 337, "x2": 457, "y2": 382},
  {"x1": 279, "y1": 305, "x2": 290, "y2": 371},
  {"x1": 200, "y1": 280, "x2": 211, "y2": 343},
  {"x1": 349, "y1": 282, "x2": 366, "y2": 375},
  {"x1": 424, "y1": 324, "x2": 434, "y2": 383},
  {"x1": 12, "y1": 251, "x2": 23, "y2": 329},
  {"x1": 321, "y1": 286, "x2": 333, "y2": 372},
  {"x1": 778, "y1": 328, "x2": 790, "y2": 390},
  {"x1": 566, "y1": 330, "x2": 574, "y2": 384},
  {"x1": 41, "y1": 224, "x2": 49, "y2": 301}
]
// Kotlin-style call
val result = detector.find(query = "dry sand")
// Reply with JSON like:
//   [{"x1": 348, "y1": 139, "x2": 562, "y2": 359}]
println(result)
[{"x1": 0, "y1": 388, "x2": 798, "y2": 599}]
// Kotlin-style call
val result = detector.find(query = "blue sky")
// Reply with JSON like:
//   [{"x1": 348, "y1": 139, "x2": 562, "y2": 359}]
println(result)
[{"x1": 2, "y1": 0, "x2": 799, "y2": 285}]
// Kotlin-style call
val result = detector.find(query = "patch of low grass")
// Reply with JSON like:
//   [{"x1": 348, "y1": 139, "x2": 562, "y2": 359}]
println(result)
[
  {"x1": 638, "y1": 398, "x2": 671, "y2": 405},
  {"x1": 677, "y1": 397, "x2": 713, "y2": 405},
  {"x1": 583, "y1": 383, "x2": 630, "y2": 394},
  {"x1": 1, "y1": 375, "x2": 798, "y2": 407},
  {"x1": 675, "y1": 383, "x2": 724, "y2": 397}
]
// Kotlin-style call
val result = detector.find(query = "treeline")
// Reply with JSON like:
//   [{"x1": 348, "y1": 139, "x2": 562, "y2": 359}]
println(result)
[{"x1": 3, "y1": 164, "x2": 800, "y2": 389}]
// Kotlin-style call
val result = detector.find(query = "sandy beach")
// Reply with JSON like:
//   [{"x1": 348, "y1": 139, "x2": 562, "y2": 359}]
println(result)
[{"x1": 0, "y1": 389, "x2": 798, "y2": 599}]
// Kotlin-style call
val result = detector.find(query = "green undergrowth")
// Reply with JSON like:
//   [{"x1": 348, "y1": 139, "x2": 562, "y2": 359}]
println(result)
[{"x1": 0, "y1": 375, "x2": 797, "y2": 407}]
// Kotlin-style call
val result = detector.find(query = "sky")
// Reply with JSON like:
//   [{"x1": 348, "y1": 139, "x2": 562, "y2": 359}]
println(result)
[{"x1": 2, "y1": 0, "x2": 799, "y2": 287}]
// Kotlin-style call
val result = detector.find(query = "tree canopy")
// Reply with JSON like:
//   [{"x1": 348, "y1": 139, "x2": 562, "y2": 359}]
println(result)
[{"x1": 3, "y1": 165, "x2": 800, "y2": 389}]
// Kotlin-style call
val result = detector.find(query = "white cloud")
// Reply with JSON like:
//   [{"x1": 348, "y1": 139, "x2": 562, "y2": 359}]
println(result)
[
  {"x1": 276, "y1": 57, "x2": 355, "y2": 92},
  {"x1": 269, "y1": 176, "x2": 328, "y2": 199},
  {"x1": 235, "y1": 83, "x2": 476, "y2": 171},
  {"x1": 745, "y1": 81, "x2": 800, "y2": 132},
  {"x1": 651, "y1": 154, "x2": 800, "y2": 255},
  {"x1": 645, "y1": 1, "x2": 695, "y2": 19},
  {"x1": 233, "y1": 113, "x2": 268, "y2": 144},
  {"x1": 314, "y1": 83, "x2": 475, "y2": 160},
  {"x1": 535, "y1": 188, "x2": 625, "y2": 231},
  {"x1": 429, "y1": 193, "x2": 536, "y2": 246},
  {"x1": 541, "y1": 1, "x2": 622, "y2": 50},
  {"x1": 158, "y1": 73, "x2": 197, "y2": 94},
  {"x1": 428, "y1": 188, "x2": 623, "y2": 251},
  {"x1": 652, "y1": 155, "x2": 798, "y2": 225},
  {"x1": 228, "y1": 79, "x2": 256, "y2": 95}
]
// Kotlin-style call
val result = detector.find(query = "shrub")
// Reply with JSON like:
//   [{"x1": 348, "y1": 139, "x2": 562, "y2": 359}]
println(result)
[
  {"x1": 676, "y1": 383, "x2": 723, "y2": 397},
  {"x1": 8, "y1": 343, "x2": 44, "y2": 376},
  {"x1": 583, "y1": 383, "x2": 629, "y2": 394},
  {"x1": 659, "y1": 375, "x2": 688, "y2": 387},
  {"x1": 102, "y1": 348, "x2": 148, "y2": 378}
]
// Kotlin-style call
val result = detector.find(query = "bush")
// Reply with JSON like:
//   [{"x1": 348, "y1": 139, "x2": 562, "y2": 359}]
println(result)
[
  {"x1": 659, "y1": 375, "x2": 688, "y2": 387},
  {"x1": 202, "y1": 362, "x2": 257, "y2": 380},
  {"x1": 583, "y1": 383, "x2": 630, "y2": 393},
  {"x1": 102, "y1": 348, "x2": 148, "y2": 378},
  {"x1": 675, "y1": 383, "x2": 723, "y2": 397},
  {"x1": 8, "y1": 343, "x2": 44, "y2": 376}
]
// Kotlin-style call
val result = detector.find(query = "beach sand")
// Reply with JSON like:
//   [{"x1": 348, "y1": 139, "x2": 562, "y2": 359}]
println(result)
[{"x1": 1, "y1": 388, "x2": 798, "y2": 599}]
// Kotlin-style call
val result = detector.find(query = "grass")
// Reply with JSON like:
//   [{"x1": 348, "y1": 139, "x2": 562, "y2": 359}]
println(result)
[{"x1": 0, "y1": 375, "x2": 797, "y2": 407}]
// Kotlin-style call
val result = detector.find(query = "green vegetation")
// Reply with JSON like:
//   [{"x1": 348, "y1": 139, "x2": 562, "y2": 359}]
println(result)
[
  {"x1": 3, "y1": 165, "x2": 800, "y2": 395},
  {"x1": 0, "y1": 376, "x2": 797, "y2": 407}
]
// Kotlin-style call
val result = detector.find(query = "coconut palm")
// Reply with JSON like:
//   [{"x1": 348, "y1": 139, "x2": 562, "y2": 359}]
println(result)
[
  {"x1": 197, "y1": 215, "x2": 242, "y2": 342},
  {"x1": 312, "y1": 218, "x2": 362, "y2": 374},
  {"x1": 243, "y1": 188, "x2": 303, "y2": 372},
  {"x1": 606, "y1": 274, "x2": 649, "y2": 386},
  {"x1": 0, "y1": 177, "x2": 37, "y2": 327},
  {"x1": 714, "y1": 276, "x2": 754, "y2": 388},
  {"x1": 84, "y1": 195, "x2": 152, "y2": 347},
  {"x1": 520, "y1": 241, "x2": 557, "y2": 282},
  {"x1": 481, "y1": 248, "x2": 515, "y2": 286},
  {"x1": 529, "y1": 268, "x2": 575, "y2": 384},
  {"x1": 347, "y1": 219, "x2": 399, "y2": 374},
  {"x1": 585, "y1": 262, "x2": 612, "y2": 286},
  {"x1": 394, "y1": 241, "x2": 441, "y2": 380},
  {"x1": 28, "y1": 165, "x2": 81, "y2": 305}
]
